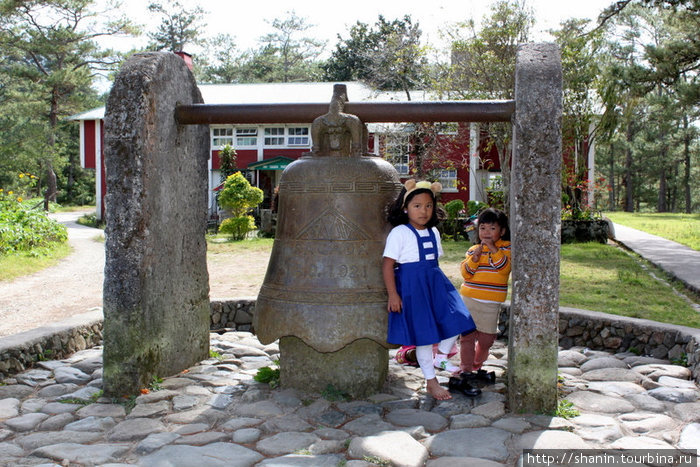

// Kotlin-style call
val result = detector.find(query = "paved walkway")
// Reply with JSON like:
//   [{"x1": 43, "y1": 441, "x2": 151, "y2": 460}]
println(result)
[
  {"x1": 0, "y1": 335, "x2": 698, "y2": 466},
  {"x1": 612, "y1": 223, "x2": 700, "y2": 296}
]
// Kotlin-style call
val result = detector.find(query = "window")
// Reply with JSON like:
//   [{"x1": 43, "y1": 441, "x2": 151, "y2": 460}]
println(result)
[
  {"x1": 287, "y1": 127, "x2": 310, "y2": 146},
  {"x1": 384, "y1": 137, "x2": 411, "y2": 175},
  {"x1": 211, "y1": 127, "x2": 233, "y2": 148},
  {"x1": 236, "y1": 128, "x2": 257, "y2": 147},
  {"x1": 264, "y1": 127, "x2": 285, "y2": 146},
  {"x1": 438, "y1": 169, "x2": 458, "y2": 192}
]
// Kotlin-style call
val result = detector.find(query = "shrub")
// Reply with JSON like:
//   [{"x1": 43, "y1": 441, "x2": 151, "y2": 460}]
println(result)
[
  {"x1": 218, "y1": 172, "x2": 263, "y2": 217},
  {"x1": 219, "y1": 215, "x2": 256, "y2": 241},
  {"x1": 466, "y1": 200, "x2": 486, "y2": 216},
  {"x1": 444, "y1": 199, "x2": 465, "y2": 219},
  {"x1": 0, "y1": 190, "x2": 67, "y2": 255},
  {"x1": 217, "y1": 172, "x2": 263, "y2": 241}
]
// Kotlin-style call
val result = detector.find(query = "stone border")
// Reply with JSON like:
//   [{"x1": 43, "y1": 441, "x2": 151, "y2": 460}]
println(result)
[
  {"x1": 0, "y1": 310, "x2": 103, "y2": 376},
  {"x1": 2, "y1": 300, "x2": 698, "y2": 383}
]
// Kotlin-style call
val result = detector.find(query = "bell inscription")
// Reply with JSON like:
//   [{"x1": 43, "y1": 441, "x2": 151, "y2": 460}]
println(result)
[{"x1": 254, "y1": 84, "x2": 401, "y2": 396}]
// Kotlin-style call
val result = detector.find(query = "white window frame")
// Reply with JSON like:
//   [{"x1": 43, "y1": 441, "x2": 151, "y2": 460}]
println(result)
[
  {"x1": 236, "y1": 128, "x2": 258, "y2": 148},
  {"x1": 264, "y1": 127, "x2": 285, "y2": 146},
  {"x1": 211, "y1": 126, "x2": 234, "y2": 149},
  {"x1": 438, "y1": 169, "x2": 458, "y2": 192},
  {"x1": 287, "y1": 126, "x2": 310, "y2": 146},
  {"x1": 384, "y1": 136, "x2": 411, "y2": 176}
]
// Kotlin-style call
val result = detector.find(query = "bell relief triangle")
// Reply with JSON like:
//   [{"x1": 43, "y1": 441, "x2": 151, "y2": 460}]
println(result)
[{"x1": 296, "y1": 206, "x2": 370, "y2": 241}]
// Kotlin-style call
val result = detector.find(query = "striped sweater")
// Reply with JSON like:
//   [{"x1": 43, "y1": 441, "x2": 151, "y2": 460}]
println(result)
[{"x1": 459, "y1": 239, "x2": 512, "y2": 302}]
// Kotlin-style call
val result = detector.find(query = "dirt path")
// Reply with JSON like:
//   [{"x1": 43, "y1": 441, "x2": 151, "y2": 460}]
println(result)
[
  {"x1": 0, "y1": 214, "x2": 461, "y2": 338},
  {"x1": 0, "y1": 211, "x2": 105, "y2": 337},
  {"x1": 0, "y1": 212, "x2": 271, "y2": 338}
]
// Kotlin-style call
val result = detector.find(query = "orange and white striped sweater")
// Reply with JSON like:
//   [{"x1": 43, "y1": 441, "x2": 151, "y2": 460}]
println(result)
[{"x1": 459, "y1": 239, "x2": 511, "y2": 303}]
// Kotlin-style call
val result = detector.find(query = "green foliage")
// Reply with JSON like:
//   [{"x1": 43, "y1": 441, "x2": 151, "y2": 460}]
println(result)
[
  {"x1": 217, "y1": 172, "x2": 264, "y2": 217},
  {"x1": 254, "y1": 366, "x2": 280, "y2": 388},
  {"x1": 466, "y1": 200, "x2": 486, "y2": 216},
  {"x1": 219, "y1": 145, "x2": 237, "y2": 181},
  {"x1": 217, "y1": 172, "x2": 263, "y2": 241},
  {"x1": 149, "y1": 376, "x2": 163, "y2": 392},
  {"x1": 323, "y1": 15, "x2": 428, "y2": 92},
  {"x1": 77, "y1": 213, "x2": 104, "y2": 229},
  {"x1": 555, "y1": 399, "x2": 580, "y2": 419},
  {"x1": 200, "y1": 12, "x2": 324, "y2": 83},
  {"x1": 218, "y1": 215, "x2": 256, "y2": 241},
  {"x1": 670, "y1": 353, "x2": 688, "y2": 367},
  {"x1": 444, "y1": 199, "x2": 465, "y2": 219},
  {"x1": 0, "y1": 0, "x2": 132, "y2": 206},
  {"x1": 146, "y1": 0, "x2": 206, "y2": 52},
  {"x1": 0, "y1": 190, "x2": 68, "y2": 255}
]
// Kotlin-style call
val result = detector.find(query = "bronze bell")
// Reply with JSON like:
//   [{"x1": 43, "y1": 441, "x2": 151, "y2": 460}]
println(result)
[{"x1": 254, "y1": 84, "x2": 401, "y2": 396}]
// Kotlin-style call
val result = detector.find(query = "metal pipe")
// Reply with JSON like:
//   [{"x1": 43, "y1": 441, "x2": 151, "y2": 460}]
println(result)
[{"x1": 175, "y1": 101, "x2": 515, "y2": 124}]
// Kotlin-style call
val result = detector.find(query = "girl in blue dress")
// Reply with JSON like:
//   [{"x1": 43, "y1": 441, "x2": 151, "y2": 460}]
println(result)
[{"x1": 382, "y1": 180, "x2": 476, "y2": 400}]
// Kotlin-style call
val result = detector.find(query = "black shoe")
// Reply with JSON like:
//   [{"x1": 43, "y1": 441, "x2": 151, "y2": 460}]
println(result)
[
  {"x1": 448, "y1": 376, "x2": 482, "y2": 397},
  {"x1": 460, "y1": 370, "x2": 496, "y2": 385},
  {"x1": 475, "y1": 369, "x2": 496, "y2": 384}
]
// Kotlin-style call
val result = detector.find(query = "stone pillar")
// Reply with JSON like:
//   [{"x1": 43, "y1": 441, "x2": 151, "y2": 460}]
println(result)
[
  {"x1": 508, "y1": 43, "x2": 562, "y2": 413},
  {"x1": 102, "y1": 52, "x2": 210, "y2": 396}
]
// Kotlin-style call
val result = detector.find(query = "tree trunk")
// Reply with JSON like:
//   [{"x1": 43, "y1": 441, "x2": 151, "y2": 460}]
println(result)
[
  {"x1": 683, "y1": 115, "x2": 691, "y2": 213},
  {"x1": 623, "y1": 122, "x2": 634, "y2": 212},
  {"x1": 43, "y1": 163, "x2": 57, "y2": 211},
  {"x1": 608, "y1": 142, "x2": 616, "y2": 211},
  {"x1": 657, "y1": 168, "x2": 667, "y2": 212}
]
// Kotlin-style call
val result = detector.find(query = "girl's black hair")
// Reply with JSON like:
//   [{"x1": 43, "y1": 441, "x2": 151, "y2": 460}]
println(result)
[
  {"x1": 477, "y1": 207, "x2": 510, "y2": 241},
  {"x1": 387, "y1": 187, "x2": 445, "y2": 228}
]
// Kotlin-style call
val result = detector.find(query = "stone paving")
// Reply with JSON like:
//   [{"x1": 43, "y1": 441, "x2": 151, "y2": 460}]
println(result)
[{"x1": 0, "y1": 332, "x2": 698, "y2": 467}]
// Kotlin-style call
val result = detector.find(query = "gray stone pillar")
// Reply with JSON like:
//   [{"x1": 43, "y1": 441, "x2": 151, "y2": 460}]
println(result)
[
  {"x1": 102, "y1": 52, "x2": 210, "y2": 396},
  {"x1": 508, "y1": 43, "x2": 562, "y2": 413}
]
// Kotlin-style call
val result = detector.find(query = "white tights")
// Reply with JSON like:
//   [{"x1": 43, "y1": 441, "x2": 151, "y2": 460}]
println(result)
[{"x1": 415, "y1": 335, "x2": 459, "y2": 380}]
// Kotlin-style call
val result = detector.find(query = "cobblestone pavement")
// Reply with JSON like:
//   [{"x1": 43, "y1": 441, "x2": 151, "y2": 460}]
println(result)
[{"x1": 0, "y1": 333, "x2": 698, "y2": 466}]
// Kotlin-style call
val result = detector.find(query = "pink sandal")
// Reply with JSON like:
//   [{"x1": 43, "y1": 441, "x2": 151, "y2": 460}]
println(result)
[{"x1": 395, "y1": 346, "x2": 418, "y2": 366}]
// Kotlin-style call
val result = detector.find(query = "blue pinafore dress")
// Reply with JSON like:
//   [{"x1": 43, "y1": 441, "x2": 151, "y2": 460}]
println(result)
[{"x1": 387, "y1": 225, "x2": 476, "y2": 346}]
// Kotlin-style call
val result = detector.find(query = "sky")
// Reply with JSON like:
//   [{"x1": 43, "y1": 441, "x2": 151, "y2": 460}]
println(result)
[{"x1": 104, "y1": 0, "x2": 616, "y2": 56}]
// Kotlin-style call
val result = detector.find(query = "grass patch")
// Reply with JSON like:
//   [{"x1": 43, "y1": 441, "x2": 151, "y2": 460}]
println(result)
[
  {"x1": 76, "y1": 212, "x2": 105, "y2": 229},
  {"x1": 604, "y1": 212, "x2": 700, "y2": 250},
  {"x1": 55, "y1": 204, "x2": 95, "y2": 213},
  {"x1": 254, "y1": 366, "x2": 280, "y2": 388},
  {"x1": 206, "y1": 235, "x2": 273, "y2": 254},
  {"x1": 559, "y1": 242, "x2": 700, "y2": 328},
  {"x1": 444, "y1": 239, "x2": 698, "y2": 328},
  {"x1": 0, "y1": 242, "x2": 72, "y2": 281}
]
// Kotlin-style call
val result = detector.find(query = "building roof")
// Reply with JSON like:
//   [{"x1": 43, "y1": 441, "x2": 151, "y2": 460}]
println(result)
[{"x1": 68, "y1": 81, "x2": 438, "y2": 121}]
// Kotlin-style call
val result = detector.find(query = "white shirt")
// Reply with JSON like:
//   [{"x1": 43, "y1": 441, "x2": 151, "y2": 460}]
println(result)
[{"x1": 383, "y1": 224, "x2": 443, "y2": 264}]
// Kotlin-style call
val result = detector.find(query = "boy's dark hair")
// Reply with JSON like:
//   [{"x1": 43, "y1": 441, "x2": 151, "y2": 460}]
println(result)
[
  {"x1": 477, "y1": 207, "x2": 510, "y2": 241},
  {"x1": 387, "y1": 187, "x2": 445, "y2": 228}
]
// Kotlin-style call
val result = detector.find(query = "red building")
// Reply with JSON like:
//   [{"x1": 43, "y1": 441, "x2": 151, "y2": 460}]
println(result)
[{"x1": 70, "y1": 81, "x2": 502, "y2": 221}]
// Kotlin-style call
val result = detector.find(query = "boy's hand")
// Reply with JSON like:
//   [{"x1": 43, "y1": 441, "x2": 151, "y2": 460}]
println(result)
[
  {"x1": 471, "y1": 244, "x2": 483, "y2": 261},
  {"x1": 482, "y1": 240, "x2": 497, "y2": 253}
]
